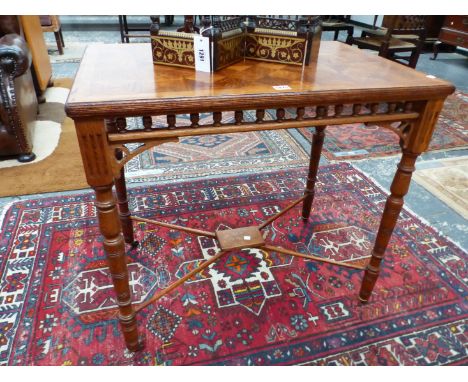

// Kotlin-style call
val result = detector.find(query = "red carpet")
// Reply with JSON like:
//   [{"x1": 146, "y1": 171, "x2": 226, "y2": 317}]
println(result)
[
  {"x1": 294, "y1": 91, "x2": 468, "y2": 160},
  {"x1": 0, "y1": 163, "x2": 466, "y2": 365}
]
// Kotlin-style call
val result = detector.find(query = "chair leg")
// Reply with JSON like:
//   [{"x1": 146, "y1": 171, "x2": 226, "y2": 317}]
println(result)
[
  {"x1": 431, "y1": 41, "x2": 441, "y2": 60},
  {"x1": 408, "y1": 46, "x2": 422, "y2": 68},
  {"x1": 59, "y1": 28, "x2": 65, "y2": 47},
  {"x1": 378, "y1": 43, "x2": 390, "y2": 61},
  {"x1": 346, "y1": 26, "x2": 354, "y2": 42},
  {"x1": 118, "y1": 15, "x2": 125, "y2": 43},
  {"x1": 333, "y1": 30, "x2": 339, "y2": 41},
  {"x1": 54, "y1": 31, "x2": 64, "y2": 55},
  {"x1": 123, "y1": 16, "x2": 130, "y2": 43}
]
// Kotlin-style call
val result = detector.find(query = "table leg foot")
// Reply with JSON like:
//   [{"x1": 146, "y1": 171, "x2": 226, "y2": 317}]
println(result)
[
  {"x1": 128, "y1": 340, "x2": 145, "y2": 352},
  {"x1": 122, "y1": 327, "x2": 145, "y2": 352},
  {"x1": 119, "y1": 317, "x2": 146, "y2": 352},
  {"x1": 359, "y1": 265, "x2": 379, "y2": 302},
  {"x1": 358, "y1": 295, "x2": 369, "y2": 303},
  {"x1": 130, "y1": 240, "x2": 139, "y2": 249}
]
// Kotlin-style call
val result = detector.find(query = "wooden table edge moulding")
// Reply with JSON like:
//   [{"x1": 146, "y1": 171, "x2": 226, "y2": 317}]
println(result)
[{"x1": 65, "y1": 41, "x2": 455, "y2": 351}]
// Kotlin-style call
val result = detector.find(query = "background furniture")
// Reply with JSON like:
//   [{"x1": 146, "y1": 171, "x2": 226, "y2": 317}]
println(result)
[
  {"x1": 0, "y1": 23, "x2": 38, "y2": 162},
  {"x1": 19, "y1": 15, "x2": 53, "y2": 98},
  {"x1": 432, "y1": 16, "x2": 468, "y2": 59},
  {"x1": 321, "y1": 16, "x2": 354, "y2": 41},
  {"x1": 176, "y1": 15, "x2": 199, "y2": 33},
  {"x1": 421, "y1": 15, "x2": 445, "y2": 50},
  {"x1": 40, "y1": 15, "x2": 65, "y2": 55},
  {"x1": 65, "y1": 41, "x2": 454, "y2": 351},
  {"x1": 347, "y1": 15, "x2": 427, "y2": 68},
  {"x1": 118, "y1": 15, "x2": 175, "y2": 43},
  {"x1": 118, "y1": 15, "x2": 150, "y2": 43}
]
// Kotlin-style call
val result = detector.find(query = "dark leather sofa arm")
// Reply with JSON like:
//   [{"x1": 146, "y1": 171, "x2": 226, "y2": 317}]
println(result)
[
  {"x1": 0, "y1": 33, "x2": 31, "y2": 78},
  {"x1": 0, "y1": 32, "x2": 36, "y2": 162}
]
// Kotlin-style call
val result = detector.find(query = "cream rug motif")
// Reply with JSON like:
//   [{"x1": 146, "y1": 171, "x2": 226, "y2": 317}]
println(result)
[{"x1": 413, "y1": 156, "x2": 468, "y2": 219}]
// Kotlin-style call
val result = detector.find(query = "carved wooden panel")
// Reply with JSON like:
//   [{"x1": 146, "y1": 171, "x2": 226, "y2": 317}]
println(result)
[
  {"x1": 151, "y1": 33, "x2": 195, "y2": 68},
  {"x1": 149, "y1": 16, "x2": 322, "y2": 70},
  {"x1": 215, "y1": 32, "x2": 245, "y2": 69},
  {"x1": 244, "y1": 33, "x2": 307, "y2": 65}
]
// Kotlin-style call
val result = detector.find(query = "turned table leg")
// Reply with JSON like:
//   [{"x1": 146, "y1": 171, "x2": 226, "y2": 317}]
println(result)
[
  {"x1": 359, "y1": 150, "x2": 419, "y2": 302},
  {"x1": 75, "y1": 118, "x2": 142, "y2": 351},
  {"x1": 94, "y1": 184, "x2": 142, "y2": 350},
  {"x1": 302, "y1": 126, "x2": 326, "y2": 220},
  {"x1": 115, "y1": 150, "x2": 138, "y2": 248}
]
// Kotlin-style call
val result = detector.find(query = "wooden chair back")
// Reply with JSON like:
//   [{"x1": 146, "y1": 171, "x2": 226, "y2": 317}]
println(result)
[{"x1": 383, "y1": 15, "x2": 427, "y2": 41}]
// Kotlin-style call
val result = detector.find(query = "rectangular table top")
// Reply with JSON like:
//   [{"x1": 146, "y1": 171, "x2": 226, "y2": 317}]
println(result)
[{"x1": 65, "y1": 41, "x2": 455, "y2": 118}]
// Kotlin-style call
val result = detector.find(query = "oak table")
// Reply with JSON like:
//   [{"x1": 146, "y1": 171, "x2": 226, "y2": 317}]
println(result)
[{"x1": 65, "y1": 41, "x2": 455, "y2": 351}]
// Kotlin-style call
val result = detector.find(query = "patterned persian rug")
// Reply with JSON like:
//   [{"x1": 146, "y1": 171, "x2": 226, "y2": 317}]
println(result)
[
  {"x1": 292, "y1": 91, "x2": 468, "y2": 161},
  {"x1": 125, "y1": 111, "x2": 309, "y2": 183},
  {"x1": 0, "y1": 163, "x2": 466, "y2": 365}
]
